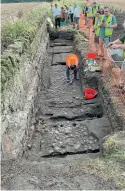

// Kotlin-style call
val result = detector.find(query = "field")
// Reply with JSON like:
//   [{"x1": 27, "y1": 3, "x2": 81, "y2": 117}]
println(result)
[
  {"x1": 1, "y1": 0, "x2": 125, "y2": 23},
  {"x1": 1, "y1": 2, "x2": 48, "y2": 23},
  {"x1": 98, "y1": 0, "x2": 125, "y2": 10}
]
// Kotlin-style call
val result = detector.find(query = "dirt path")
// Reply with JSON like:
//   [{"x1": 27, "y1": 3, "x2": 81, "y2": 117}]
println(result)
[
  {"x1": 2, "y1": 154, "x2": 117, "y2": 190},
  {"x1": 1, "y1": 30, "x2": 118, "y2": 190}
]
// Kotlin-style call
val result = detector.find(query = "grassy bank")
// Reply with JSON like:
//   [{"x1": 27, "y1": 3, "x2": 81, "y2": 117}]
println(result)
[
  {"x1": 1, "y1": 3, "x2": 50, "y2": 49},
  {"x1": 1, "y1": 3, "x2": 51, "y2": 92},
  {"x1": 86, "y1": 131, "x2": 125, "y2": 189}
]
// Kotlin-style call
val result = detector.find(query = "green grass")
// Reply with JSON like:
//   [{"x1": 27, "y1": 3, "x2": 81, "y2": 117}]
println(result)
[
  {"x1": 1, "y1": 3, "x2": 51, "y2": 92},
  {"x1": 1, "y1": 0, "x2": 85, "y2": 50},
  {"x1": 1, "y1": 3, "x2": 50, "y2": 48},
  {"x1": 86, "y1": 131, "x2": 125, "y2": 189}
]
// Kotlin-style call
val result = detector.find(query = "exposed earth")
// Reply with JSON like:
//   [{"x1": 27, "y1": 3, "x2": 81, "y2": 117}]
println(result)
[
  {"x1": 1, "y1": 0, "x2": 125, "y2": 188},
  {"x1": 2, "y1": 154, "x2": 117, "y2": 190},
  {"x1": 1, "y1": 31, "x2": 118, "y2": 190}
]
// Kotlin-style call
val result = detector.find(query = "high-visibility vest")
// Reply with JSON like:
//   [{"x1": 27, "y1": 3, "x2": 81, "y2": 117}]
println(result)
[
  {"x1": 87, "y1": 6, "x2": 93, "y2": 18},
  {"x1": 104, "y1": 14, "x2": 113, "y2": 37},
  {"x1": 92, "y1": 5, "x2": 99, "y2": 16},
  {"x1": 94, "y1": 18, "x2": 100, "y2": 36},
  {"x1": 94, "y1": 15, "x2": 104, "y2": 36}
]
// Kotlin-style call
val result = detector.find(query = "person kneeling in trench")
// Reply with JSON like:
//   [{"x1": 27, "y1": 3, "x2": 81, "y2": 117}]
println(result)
[{"x1": 66, "y1": 54, "x2": 79, "y2": 83}]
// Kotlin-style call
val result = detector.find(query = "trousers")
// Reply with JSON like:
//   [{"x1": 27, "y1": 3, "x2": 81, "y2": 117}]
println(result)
[
  {"x1": 55, "y1": 18, "x2": 60, "y2": 28},
  {"x1": 70, "y1": 13, "x2": 74, "y2": 22},
  {"x1": 66, "y1": 67, "x2": 77, "y2": 79}
]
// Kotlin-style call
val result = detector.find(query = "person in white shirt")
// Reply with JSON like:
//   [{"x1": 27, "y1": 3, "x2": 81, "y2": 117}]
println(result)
[
  {"x1": 53, "y1": 4, "x2": 61, "y2": 28},
  {"x1": 73, "y1": 3, "x2": 81, "y2": 30},
  {"x1": 68, "y1": 5, "x2": 74, "y2": 23}
]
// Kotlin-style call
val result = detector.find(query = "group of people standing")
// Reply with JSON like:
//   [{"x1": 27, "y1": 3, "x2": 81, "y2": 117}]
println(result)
[
  {"x1": 84, "y1": 2, "x2": 117, "y2": 54},
  {"x1": 84, "y1": 0, "x2": 125, "y2": 93},
  {"x1": 53, "y1": 1, "x2": 125, "y2": 93},
  {"x1": 61, "y1": 5, "x2": 74, "y2": 23},
  {"x1": 53, "y1": 3, "x2": 81, "y2": 29}
]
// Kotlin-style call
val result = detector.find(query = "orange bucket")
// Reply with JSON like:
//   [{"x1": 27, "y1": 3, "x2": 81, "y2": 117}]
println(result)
[
  {"x1": 66, "y1": 54, "x2": 79, "y2": 67},
  {"x1": 84, "y1": 88, "x2": 98, "y2": 100}
]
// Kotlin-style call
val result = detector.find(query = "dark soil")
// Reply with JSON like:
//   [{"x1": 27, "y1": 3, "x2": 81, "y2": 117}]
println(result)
[{"x1": 1, "y1": 31, "x2": 117, "y2": 190}]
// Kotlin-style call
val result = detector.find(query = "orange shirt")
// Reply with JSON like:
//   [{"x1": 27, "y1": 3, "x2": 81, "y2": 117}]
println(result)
[{"x1": 66, "y1": 54, "x2": 79, "y2": 67}]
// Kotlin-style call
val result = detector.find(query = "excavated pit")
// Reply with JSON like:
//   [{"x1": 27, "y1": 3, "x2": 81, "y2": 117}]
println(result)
[
  {"x1": 2, "y1": 30, "x2": 118, "y2": 190},
  {"x1": 24, "y1": 31, "x2": 111, "y2": 160}
]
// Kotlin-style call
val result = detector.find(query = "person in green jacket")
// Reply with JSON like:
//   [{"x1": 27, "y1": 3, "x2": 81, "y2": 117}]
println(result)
[
  {"x1": 98, "y1": 7, "x2": 117, "y2": 48},
  {"x1": 93, "y1": 10, "x2": 105, "y2": 58},
  {"x1": 94, "y1": 11, "x2": 102, "y2": 56},
  {"x1": 86, "y1": 4, "x2": 93, "y2": 28},
  {"x1": 92, "y1": 1, "x2": 99, "y2": 25}
]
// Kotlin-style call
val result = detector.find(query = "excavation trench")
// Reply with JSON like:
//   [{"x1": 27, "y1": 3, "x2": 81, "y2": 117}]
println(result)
[
  {"x1": 2, "y1": 10, "x2": 125, "y2": 189},
  {"x1": 2, "y1": 30, "x2": 118, "y2": 190},
  {"x1": 23, "y1": 31, "x2": 111, "y2": 160}
]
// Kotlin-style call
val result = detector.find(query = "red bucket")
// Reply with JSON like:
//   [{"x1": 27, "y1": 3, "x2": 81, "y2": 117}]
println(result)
[
  {"x1": 84, "y1": 88, "x2": 98, "y2": 100},
  {"x1": 87, "y1": 52, "x2": 97, "y2": 60}
]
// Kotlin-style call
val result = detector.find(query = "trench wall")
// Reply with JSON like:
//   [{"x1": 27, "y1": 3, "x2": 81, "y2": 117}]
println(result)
[
  {"x1": 73, "y1": 33, "x2": 124, "y2": 130},
  {"x1": 1, "y1": 21, "x2": 49, "y2": 158}
]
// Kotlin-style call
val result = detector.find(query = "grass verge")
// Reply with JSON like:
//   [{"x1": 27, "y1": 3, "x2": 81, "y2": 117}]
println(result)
[
  {"x1": 1, "y1": 3, "x2": 51, "y2": 92},
  {"x1": 1, "y1": 3, "x2": 50, "y2": 49},
  {"x1": 86, "y1": 131, "x2": 125, "y2": 189}
]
